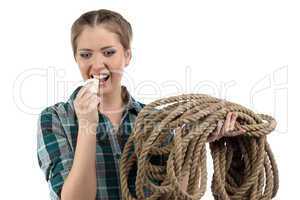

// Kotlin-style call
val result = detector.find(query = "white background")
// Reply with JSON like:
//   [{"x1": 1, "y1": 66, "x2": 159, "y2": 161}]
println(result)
[{"x1": 0, "y1": 0, "x2": 299, "y2": 199}]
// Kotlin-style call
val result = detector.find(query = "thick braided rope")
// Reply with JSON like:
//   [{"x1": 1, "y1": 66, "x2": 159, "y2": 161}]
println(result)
[{"x1": 120, "y1": 93, "x2": 279, "y2": 200}]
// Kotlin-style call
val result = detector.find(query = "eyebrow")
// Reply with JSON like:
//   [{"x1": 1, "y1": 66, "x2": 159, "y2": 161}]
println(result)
[{"x1": 78, "y1": 46, "x2": 114, "y2": 51}]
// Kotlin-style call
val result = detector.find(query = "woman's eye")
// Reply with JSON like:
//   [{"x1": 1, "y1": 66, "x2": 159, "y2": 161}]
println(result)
[
  {"x1": 103, "y1": 50, "x2": 116, "y2": 57},
  {"x1": 80, "y1": 53, "x2": 91, "y2": 59}
]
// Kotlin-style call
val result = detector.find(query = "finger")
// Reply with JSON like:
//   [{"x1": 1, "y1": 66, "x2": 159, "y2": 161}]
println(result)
[
  {"x1": 224, "y1": 112, "x2": 232, "y2": 134},
  {"x1": 207, "y1": 132, "x2": 218, "y2": 143},
  {"x1": 214, "y1": 120, "x2": 223, "y2": 137},
  {"x1": 81, "y1": 90, "x2": 96, "y2": 102},
  {"x1": 207, "y1": 134, "x2": 219, "y2": 143},
  {"x1": 216, "y1": 120, "x2": 224, "y2": 136},
  {"x1": 86, "y1": 94, "x2": 101, "y2": 110},
  {"x1": 219, "y1": 119, "x2": 226, "y2": 136},
  {"x1": 229, "y1": 112, "x2": 238, "y2": 131},
  {"x1": 225, "y1": 130, "x2": 246, "y2": 137},
  {"x1": 78, "y1": 92, "x2": 99, "y2": 112},
  {"x1": 236, "y1": 121, "x2": 246, "y2": 133},
  {"x1": 208, "y1": 121, "x2": 223, "y2": 142},
  {"x1": 89, "y1": 94, "x2": 100, "y2": 106},
  {"x1": 84, "y1": 95, "x2": 100, "y2": 112}
]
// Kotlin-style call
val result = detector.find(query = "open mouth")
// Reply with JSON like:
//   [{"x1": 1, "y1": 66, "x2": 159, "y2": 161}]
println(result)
[{"x1": 91, "y1": 74, "x2": 110, "y2": 85}]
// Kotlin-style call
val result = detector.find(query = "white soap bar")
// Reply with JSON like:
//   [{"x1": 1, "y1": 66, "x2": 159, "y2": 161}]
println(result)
[{"x1": 84, "y1": 78, "x2": 99, "y2": 94}]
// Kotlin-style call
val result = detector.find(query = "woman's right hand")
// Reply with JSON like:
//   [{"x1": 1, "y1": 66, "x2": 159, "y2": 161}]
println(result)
[
  {"x1": 207, "y1": 112, "x2": 246, "y2": 142},
  {"x1": 74, "y1": 81, "x2": 101, "y2": 129}
]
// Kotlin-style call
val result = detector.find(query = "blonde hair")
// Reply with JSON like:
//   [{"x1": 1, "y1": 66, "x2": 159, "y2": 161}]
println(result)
[{"x1": 71, "y1": 9, "x2": 133, "y2": 59}]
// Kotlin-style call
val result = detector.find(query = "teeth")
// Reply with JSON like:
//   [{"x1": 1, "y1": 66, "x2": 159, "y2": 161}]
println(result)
[
  {"x1": 92, "y1": 74, "x2": 99, "y2": 79},
  {"x1": 91, "y1": 74, "x2": 109, "y2": 80},
  {"x1": 99, "y1": 74, "x2": 109, "y2": 80}
]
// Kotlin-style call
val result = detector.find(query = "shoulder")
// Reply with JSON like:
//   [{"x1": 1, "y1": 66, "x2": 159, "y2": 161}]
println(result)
[
  {"x1": 129, "y1": 99, "x2": 146, "y2": 116},
  {"x1": 37, "y1": 103, "x2": 70, "y2": 138},
  {"x1": 137, "y1": 101, "x2": 146, "y2": 109},
  {"x1": 39, "y1": 101, "x2": 73, "y2": 122},
  {"x1": 37, "y1": 101, "x2": 76, "y2": 152},
  {"x1": 38, "y1": 86, "x2": 81, "y2": 128}
]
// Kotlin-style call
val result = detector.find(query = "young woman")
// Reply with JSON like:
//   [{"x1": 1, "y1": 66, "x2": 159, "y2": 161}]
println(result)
[{"x1": 37, "y1": 9, "x2": 245, "y2": 200}]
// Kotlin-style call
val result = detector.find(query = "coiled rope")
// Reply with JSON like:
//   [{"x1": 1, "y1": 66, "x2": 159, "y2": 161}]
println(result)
[{"x1": 120, "y1": 94, "x2": 279, "y2": 200}]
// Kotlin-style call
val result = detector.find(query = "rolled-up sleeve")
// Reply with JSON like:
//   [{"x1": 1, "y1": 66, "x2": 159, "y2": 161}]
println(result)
[{"x1": 37, "y1": 107, "x2": 74, "y2": 200}]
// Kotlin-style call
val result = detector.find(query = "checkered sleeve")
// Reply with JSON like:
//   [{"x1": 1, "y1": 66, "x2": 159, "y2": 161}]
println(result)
[{"x1": 37, "y1": 106, "x2": 74, "y2": 200}]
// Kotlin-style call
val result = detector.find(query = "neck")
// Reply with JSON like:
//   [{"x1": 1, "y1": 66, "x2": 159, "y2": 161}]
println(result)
[{"x1": 98, "y1": 86, "x2": 124, "y2": 115}]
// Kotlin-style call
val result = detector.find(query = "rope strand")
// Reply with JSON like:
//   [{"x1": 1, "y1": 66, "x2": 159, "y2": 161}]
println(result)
[{"x1": 120, "y1": 94, "x2": 279, "y2": 200}]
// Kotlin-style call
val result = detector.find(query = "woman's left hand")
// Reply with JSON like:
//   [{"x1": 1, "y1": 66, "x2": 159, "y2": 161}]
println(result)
[{"x1": 207, "y1": 112, "x2": 246, "y2": 142}]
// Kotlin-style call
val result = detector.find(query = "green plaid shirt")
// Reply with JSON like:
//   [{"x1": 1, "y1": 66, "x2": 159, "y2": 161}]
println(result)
[{"x1": 37, "y1": 85, "x2": 146, "y2": 200}]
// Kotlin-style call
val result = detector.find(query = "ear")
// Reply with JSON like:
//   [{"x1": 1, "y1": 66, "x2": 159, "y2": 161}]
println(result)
[{"x1": 124, "y1": 49, "x2": 132, "y2": 67}]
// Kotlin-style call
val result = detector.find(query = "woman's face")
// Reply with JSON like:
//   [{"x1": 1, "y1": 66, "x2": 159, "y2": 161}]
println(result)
[{"x1": 75, "y1": 25, "x2": 131, "y2": 95}]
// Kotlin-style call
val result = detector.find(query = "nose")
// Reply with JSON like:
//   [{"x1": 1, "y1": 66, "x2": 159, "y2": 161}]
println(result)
[{"x1": 90, "y1": 54, "x2": 106, "y2": 74}]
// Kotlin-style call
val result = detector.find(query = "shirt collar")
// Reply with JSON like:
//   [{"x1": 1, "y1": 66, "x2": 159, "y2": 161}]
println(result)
[
  {"x1": 120, "y1": 85, "x2": 144, "y2": 115},
  {"x1": 68, "y1": 85, "x2": 143, "y2": 115}
]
